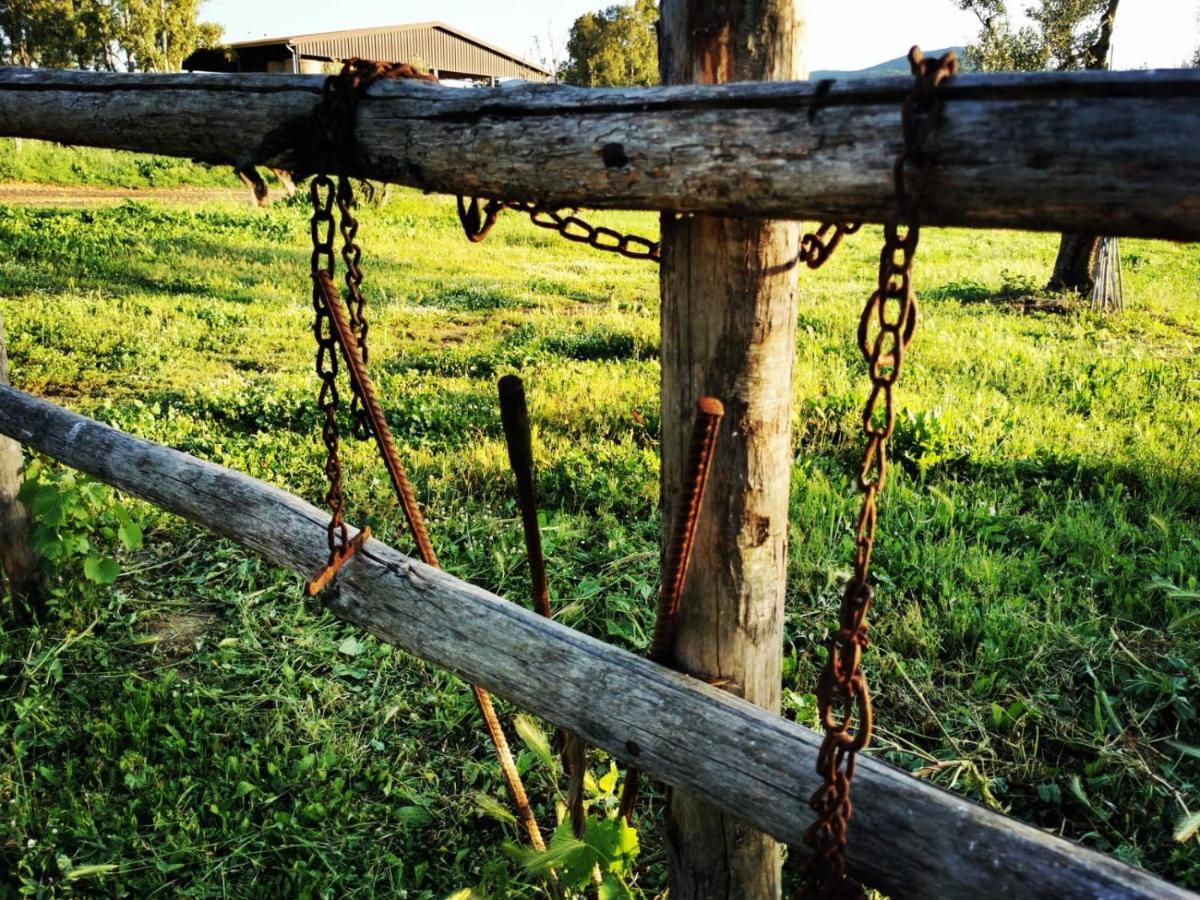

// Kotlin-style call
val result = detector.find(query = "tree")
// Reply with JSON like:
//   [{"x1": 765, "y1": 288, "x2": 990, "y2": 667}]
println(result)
[
  {"x1": 111, "y1": 0, "x2": 221, "y2": 73},
  {"x1": 956, "y1": 0, "x2": 1121, "y2": 294},
  {"x1": 1191, "y1": 5, "x2": 1200, "y2": 66},
  {"x1": 0, "y1": 0, "x2": 221, "y2": 72},
  {"x1": 561, "y1": 0, "x2": 657, "y2": 87}
]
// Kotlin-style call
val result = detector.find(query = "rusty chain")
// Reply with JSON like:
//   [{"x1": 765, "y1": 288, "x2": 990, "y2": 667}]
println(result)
[
  {"x1": 456, "y1": 196, "x2": 857, "y2": 269},
  {"x1": 306, "y1": 61, "x2": 436, "y2": 568},
  {"x1": 800, "y1": 47, "x2": 957, "y2": 899},
  {"x1": 309, "y1": 173, "x2": 349, "y2": 562},
  {"x1": 303, "y1": 59, "x2": 550, "y2": 857},
  {"x1": 800, "y1": 222, "x2": 861, "y2": 270}
]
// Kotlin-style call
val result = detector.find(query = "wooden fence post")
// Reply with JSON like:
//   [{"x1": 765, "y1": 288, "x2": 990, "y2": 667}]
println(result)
[
  {"x1": 0, "y1": 316, "x2": 38, "y2": 618},
  {"x1": 658, "y1": 0, "x2": 806, "y2": 895}
]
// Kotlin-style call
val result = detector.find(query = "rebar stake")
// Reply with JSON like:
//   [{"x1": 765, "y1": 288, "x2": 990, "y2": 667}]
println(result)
[{"x1": 619, "y1": 396, "x2": 724, "y2": 823}]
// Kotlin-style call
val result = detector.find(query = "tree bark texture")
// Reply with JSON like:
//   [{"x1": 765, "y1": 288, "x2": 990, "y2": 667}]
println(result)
[
  {"x1": 1047, "y1": 233, "x2": 1102, "y2": 293},
  {"x1": 658, "y1": 1, "x2": 804, "y2": 896}
]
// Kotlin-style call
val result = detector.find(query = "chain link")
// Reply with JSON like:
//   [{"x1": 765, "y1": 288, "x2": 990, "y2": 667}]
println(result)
[
  {"x1": 800, "y1": 47, "x2": 957, "y2": 899},
  {"x1": 309, "y1": 174, "x2": 349, "y2": 559},
  {"x1": 456, "y1": 195, "x2": 860, "y2": 270},
  {"x1": 336, "y1": 176, "x2": 373, "y2": 441},
  {"x1": 799, "y1": 222, "x2": 861, "y2": 270}
]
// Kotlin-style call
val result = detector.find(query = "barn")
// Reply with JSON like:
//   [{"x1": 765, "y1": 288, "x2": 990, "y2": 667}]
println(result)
[{"x1": 182, "y1": 21, "x2": 551, "y2": 83}]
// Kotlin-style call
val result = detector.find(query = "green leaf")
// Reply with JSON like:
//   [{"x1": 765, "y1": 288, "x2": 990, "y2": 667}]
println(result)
[
  {"x1": 597, "y1": 761, "x2": 619, "y2": 796},
  {"x1": 586, "y1": 815, "x2": 639, "y2": 873},
  {"x1": 514, "y1": 823, "x2": 595, "y2": 888},
  {"x1": 337, "y1": 635, "x2": 366, "y2": 657},
  {"x1": 118, "y1": 520, "x2": 143, "y2": 550},
  {"x1": 234, "y1": 781, "x2": 257, "y2": 799},
  {"x1": 65, "y1": 864, "x2": 119, "y2": 880},
  {"x1": 395, "y1": 805, "x2": 433, "y2": 827},
  {"x1": 83, "y1": 556, "x2": 119, "y2": 584},
  {"x1": 598, "y1": 872, "x2": 633, "y2": 900},
  {"x1": 513, "y1": 714, "x2": 554, "y2": 772},
  {"x1": 1166, "y1": 741, "x2": 1200, "y2": 760}
]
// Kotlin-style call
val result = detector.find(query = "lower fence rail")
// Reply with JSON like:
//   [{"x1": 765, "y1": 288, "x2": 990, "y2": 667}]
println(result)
[{"x1": 0, "y1": 384, "x2": 1189, "y2": 900}]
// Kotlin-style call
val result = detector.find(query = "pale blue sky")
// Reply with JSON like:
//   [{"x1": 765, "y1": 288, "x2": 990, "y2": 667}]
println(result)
[{"x1": 202, "y1": 1, "x2": 1199, "y2": 74}]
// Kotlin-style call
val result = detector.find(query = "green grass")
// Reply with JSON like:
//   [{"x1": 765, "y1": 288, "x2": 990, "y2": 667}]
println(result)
[
  {"x1": 0, "y1": 186, "x2": 1196, "y2": 897},
  {"x1": 0, "y1": 139, "x2": 236, "y2": 188}
]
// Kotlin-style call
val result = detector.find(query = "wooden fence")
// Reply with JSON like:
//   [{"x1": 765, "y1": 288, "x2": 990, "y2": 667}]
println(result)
[{"x1": 0, "y1": 65, "x2": 1197, "y2": 899}]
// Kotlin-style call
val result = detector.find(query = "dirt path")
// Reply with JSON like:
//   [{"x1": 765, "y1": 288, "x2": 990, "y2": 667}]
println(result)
[{"x1": 0, "y1": 183, "x2": 253, "y2": 207}]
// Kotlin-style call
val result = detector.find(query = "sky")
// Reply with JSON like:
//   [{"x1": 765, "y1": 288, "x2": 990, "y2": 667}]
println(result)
[{"x1": 201, "y1": 1, "x2": 1200, "y2": 74}]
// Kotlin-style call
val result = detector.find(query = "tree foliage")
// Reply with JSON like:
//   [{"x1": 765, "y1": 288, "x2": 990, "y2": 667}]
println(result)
[
  {"x1": 560, "y1": 0, "x2": 657, "y2": 87},
  {"x1": 954, "y1": 0, "x2": 1120, "y2": 72},
  {"x1": 0, "y1": 0, "x2": 221, "y2": 71}
]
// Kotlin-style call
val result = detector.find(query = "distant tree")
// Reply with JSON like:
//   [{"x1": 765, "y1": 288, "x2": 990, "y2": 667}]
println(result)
[
  {"x1": 561, "y1": 0, "x2": 657, "y2": 87},
  {"x1": 1192, "y1": 6, "x2": 1200, "y2": 66},
  {"x1": 0, "y1": 0, "x2": 96, "y2": 67},
  {"x1": 110, "y1": 0, "x2": 221, "y2": 72},
  {"x1": 0, "y1": 0, "x2": 221, "y2": 71},
  {"x1": 955, "y1": 0, "x2": 1120, "y2": 295}
]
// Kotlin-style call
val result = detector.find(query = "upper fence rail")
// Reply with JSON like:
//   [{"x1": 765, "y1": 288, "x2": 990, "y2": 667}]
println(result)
[{"x1": 1, "y1": 66, "x2": 1198, "y2": 240}]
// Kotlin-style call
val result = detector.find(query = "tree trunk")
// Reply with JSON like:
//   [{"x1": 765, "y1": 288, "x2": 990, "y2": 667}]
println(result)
[
  {"x1": 658, "y1": 1, "x2": 804, "y2": 896},
  {"x1": 1047, "y1": 0, "x2": 1119, "y2": 293},
  {"x1": 1047, "y1": 233, "x2": 1101, "y2": 293},
  {"x1": 0, "y1": 315, "x2": 39, "y2": 619}
]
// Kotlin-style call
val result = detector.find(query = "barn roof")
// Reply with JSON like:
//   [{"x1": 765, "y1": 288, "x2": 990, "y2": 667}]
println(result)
[{"x1": 225, "y1": 21, "x2": 550, "y2": 80}]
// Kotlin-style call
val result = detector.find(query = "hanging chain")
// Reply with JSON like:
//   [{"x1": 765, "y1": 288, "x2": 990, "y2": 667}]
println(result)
[
  {"x1": 456, "y1": 195, "x2": 859, "y2": 269},
  {"x1": 457, "y1": 196, "x2": 662, "y2": 262},
  {"x1": 336, "y1": 175, "x2": 373, "y2": 440},
  {"x1": 799, "y1": 222, "x2": 861, "y2": 270},
  {"x1": 800, "y1": 47, "x2": 957, "y2": 899},
  {"x1": 304, "y1": 59, "x2": 437, "y2": 583},
  {"x1": 309, "y1": 174, "x2": 350, "y2": 560}
]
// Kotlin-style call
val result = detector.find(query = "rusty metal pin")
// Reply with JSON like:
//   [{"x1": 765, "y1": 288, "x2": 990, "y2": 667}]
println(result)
[
  {"x1": 307, "y1": 63, "x2": 548, "y2": 860},
  {"x1": 498, "y1": 375, "x2": 589, "y2": 837},
  {"x1": 619, "y1": 396, "x2": 724, "y2": 823},
  {"x1": 313, "y1": 272, "x2": 546, "y2": 854},
  {"x1": 497, "y1": 375, "x2": 551, "y2": 618},
  {"x1": 649, "y1": 395, "x2": 724, "y2": 663}
]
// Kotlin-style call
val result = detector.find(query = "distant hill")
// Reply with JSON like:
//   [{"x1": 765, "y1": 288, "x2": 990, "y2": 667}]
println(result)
[{"x1": 811, "y1": 47, "x2": 968, "y2": 81}]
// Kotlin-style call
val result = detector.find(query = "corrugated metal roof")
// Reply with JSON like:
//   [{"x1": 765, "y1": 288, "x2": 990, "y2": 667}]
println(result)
[{"x1": 229, "y1": 21, "x2": 550, "y2": 80}]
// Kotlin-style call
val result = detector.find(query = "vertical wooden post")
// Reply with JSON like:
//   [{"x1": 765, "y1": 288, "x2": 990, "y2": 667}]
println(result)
[
  {"x1": 658, "y1": 1, "x2": 805, "y2": 896},
  {"x1": 0, "y1": 316, "x2": 38, "y2": 618}
]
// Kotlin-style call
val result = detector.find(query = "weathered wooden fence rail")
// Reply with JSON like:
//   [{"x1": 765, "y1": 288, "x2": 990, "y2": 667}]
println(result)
[
  {"x1": 0, "y1": 383, "x2": 1189, "y2": 900},
  {"x1": 1, "y1": 67, "x2": 1199, "y2": 239}
]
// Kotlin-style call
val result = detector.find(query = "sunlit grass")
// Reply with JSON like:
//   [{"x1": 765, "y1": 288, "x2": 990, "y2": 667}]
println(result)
[{"x1": 0, "y1": 183, "x2": 1196, "y2": 895}]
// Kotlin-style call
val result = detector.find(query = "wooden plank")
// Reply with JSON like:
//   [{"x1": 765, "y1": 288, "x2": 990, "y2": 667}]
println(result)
[
  {"x1": 0, "y1": 384, "x2": 1190, "y2": 899},
  {"x1": 0, "y1": 67, "x2": 1198, "y2": 239}
]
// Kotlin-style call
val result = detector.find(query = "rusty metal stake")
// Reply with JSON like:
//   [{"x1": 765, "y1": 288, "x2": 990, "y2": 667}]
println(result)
[
  {"x1": 313, "y1": 271, "x2": 546, "y2": 853},
  {"x1": 498, "y1": 374, "x2": 589, "y2": 836},
  {"x1": 497, "y1": 375, "x2": 551, "y2": 618},
  {"x1": 618, "y1": 396, "x2": 724, "y2": 823}
]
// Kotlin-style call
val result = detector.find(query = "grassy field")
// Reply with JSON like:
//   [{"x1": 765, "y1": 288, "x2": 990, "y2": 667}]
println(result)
[
  {"x1": 0, "y1": 145, "x2": 1197, "y2": 896},
  {"x1": 0, "y1": 140, "x2": 235, "y2": 189}
]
